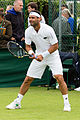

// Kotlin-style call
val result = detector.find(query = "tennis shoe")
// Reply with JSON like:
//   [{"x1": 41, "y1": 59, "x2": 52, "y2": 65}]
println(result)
[
  {"x1": 6, "y1": 99, "x2": 21, "y2": 109},
  {"x1": 74, "y1": 87, "x2": 80, "y2": 91},
  {"x1": 64, "y1": 104, "x2": 71, "y2": 112}
]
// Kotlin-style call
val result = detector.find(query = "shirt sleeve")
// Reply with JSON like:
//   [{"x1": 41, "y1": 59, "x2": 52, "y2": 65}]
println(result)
[
  {"x1": 25, "y1": 28, "x2": 31, "y2": 45},
  {"x1": 49, "y1": 27, "x2": 58, "y2": 45}
]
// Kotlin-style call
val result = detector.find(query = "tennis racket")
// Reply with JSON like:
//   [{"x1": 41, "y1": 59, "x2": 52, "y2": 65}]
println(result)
[{"x1": 7, "y1": 41, "x2": 34, "y2": 58}]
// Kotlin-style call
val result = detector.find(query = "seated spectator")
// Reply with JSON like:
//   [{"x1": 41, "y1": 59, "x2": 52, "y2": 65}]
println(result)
[
  {"x1": 0, "y1": 10, "x2": 12, "y2": 48},
  {"x1": 5, "y1": 0, "x2": 25, "y2": 47},
  {"x1": 49, "y1": 51, "x2": 80, "y2": 88}
]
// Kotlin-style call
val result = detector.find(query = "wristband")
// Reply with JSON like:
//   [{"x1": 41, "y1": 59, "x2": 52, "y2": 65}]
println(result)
[
  {"x1": 41, "y1": 50, "x2": 50, "y2": 58},
  {"x1": 28, "y1": 50, "x2": 34, "y2": 55}
]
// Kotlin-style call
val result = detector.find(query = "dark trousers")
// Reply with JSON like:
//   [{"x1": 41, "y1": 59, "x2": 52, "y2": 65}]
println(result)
[{"x1": 59, "y1": 51, "x2": 80, "y2": 74}]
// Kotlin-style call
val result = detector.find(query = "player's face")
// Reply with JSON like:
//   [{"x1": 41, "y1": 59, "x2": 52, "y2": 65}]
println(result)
[{"x1": 29, "y1": 15, "x2": 40, "y2": 27}]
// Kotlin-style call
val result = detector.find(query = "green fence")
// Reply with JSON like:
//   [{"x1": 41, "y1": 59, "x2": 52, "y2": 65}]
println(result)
[
  {"x1": 0, "y1": 0, "x2": 80, "y2": 87},
  {"x1": 48, "y1": 0, "x2": 80, "y2": 52},
  {"x1": 0, "y1": 0, "x2": 14, "y2": 10}
]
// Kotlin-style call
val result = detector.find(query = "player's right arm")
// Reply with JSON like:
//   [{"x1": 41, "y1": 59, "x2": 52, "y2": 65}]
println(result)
[{"x1": 25, "y1": 43, "x2": 35, "y2": 59}]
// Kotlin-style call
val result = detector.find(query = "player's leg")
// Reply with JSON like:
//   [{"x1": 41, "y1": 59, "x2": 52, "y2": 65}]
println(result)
[
  {"x1": 6, "y1": 59, "x2": 46, "y2": 109},
  {"x1": 47, "y1": 53, "x2": 71, "y2": 111},
  {"x1": 54, "y1": 74, "x2": 71, "y2": 111},
  {"x1": 6, "y1": 76, "x2": 34, "y2": 109},
  {"x1": 19, "y1": 76, "x2": 34, "y2": 95},
  {"x1": 54, "y1": 75, "x2": 68, "y2": 94}
]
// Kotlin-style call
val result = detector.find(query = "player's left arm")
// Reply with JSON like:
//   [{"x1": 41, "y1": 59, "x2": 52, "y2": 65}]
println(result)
[
  {"x1": 48, "y1": 42, "x2": 58, "y2": 54},
  {"x1": 36, "y1": 42, "x2": 58, "y2": 62}
]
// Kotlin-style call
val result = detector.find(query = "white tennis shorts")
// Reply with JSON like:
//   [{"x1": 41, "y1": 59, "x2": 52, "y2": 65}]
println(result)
[{"x1": 27, "y1": 53, "x2": 63, "y2": 79}]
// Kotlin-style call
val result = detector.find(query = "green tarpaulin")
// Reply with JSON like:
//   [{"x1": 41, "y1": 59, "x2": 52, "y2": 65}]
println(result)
[{"x1": 0, "y1": 49, "x2": 50, "y2": 87}]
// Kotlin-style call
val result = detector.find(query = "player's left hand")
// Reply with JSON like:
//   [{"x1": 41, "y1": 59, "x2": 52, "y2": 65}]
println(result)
[{"x1": 36, "y1": 55, "x2": 43, "y2": 62}]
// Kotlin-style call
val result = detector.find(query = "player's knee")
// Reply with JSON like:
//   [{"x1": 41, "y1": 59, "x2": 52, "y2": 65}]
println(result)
[
  {"x1": 24, "y1": 76, "x2": 34, "y2": 85},
  {"x1": 54, "y1": 75, "x2": 64, "y2": 84}
]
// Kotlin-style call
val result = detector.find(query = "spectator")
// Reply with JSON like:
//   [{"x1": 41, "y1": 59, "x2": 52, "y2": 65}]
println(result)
[
  {"x1": 0, "y1": 10, "x2": 12, "y2": 48},
  {"x1": 27, "y1": 2, "x2": 45, "y2": 27},
  {"x1": 5, "y1": 5, "x2": 13, "y2": 14},
  {"x1": 52, "y1": 9, "x2": 72, "y2": 52},
  {"x1": 61, "y1": 4, "x2": 68, "y2": 10},
  {"x1": 5, "y1": 0, "x2": 25, "y2": 47},
  {"x1": 62, "y1": 8, "x2": 74, "y2": 34},
  {"x1": 52, "y1": 9, "x2": 71, "y2": 35}
]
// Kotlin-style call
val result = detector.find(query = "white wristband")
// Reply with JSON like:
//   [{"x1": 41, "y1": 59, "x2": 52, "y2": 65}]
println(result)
[
  {"x1": 41, "y1": 50, "x2": 50, "y2": 58},
  {"x1": 28, "y1": 50, "x2": 34, "y2": 55}
]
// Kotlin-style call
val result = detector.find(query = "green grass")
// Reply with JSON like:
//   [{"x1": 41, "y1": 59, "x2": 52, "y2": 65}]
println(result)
[{"x1": 0, "y1": 87, "x2": 80, "y2": 120}]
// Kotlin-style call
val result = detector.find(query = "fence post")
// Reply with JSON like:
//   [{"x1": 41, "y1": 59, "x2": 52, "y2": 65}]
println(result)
[
  {"x1": 59, "y1": 0, "x2": 62, "y2": 51},
  {"x1": 48, "y1": 0, "x2": 52, "y2": 26}
]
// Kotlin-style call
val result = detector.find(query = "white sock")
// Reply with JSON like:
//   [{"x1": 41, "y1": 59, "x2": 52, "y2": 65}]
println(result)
[
  {"x1": 63, "y1": 94, "x2": 70, "y2": 105},
  {"x1": 16, "y1": 93, "x2": 23, "y2": 103}
]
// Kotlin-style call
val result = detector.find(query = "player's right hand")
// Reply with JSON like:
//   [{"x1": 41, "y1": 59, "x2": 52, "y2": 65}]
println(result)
[{"x1": 29, "y1": 53, "x2": 36, "y2": 59}]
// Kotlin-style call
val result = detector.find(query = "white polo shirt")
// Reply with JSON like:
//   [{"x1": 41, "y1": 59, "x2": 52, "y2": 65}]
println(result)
[{"x1": 25, "y1": 23, "x2": 58, "y2": 55}]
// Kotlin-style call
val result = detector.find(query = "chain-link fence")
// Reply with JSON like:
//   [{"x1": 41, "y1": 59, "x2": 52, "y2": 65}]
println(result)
[
  {"x1": 0, "y1": 0, "x2": 14, "y2": 11},
  {"x1": 0, "y1": 0, "x2": 80, "y2": 53},
  {"x1": 49, "y1": 0, "x2": 80, "y2": 53},
  {"x1": 25, "y1": 0, "x2": 80, "y2": 53}
]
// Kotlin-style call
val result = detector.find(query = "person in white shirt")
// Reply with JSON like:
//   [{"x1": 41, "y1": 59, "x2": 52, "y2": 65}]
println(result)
[
  {"x1": 6, "y1": 10, "x2": 71, "y2": 112},
  {"x1": 27, "y1": 2, "x2": 45, "y2": 27}
]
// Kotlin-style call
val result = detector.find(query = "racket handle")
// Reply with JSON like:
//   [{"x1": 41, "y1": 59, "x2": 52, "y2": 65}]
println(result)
[
  {"x1": 30, "y1": 55, "x2": 37, "y2": 59},
  {"x1": 35, "y1": 56, "x2": 37, "y2": 59}
]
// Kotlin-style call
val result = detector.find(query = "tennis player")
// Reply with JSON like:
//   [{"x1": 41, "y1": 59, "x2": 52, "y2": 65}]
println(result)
[{"x1": 6, "y1": 10, "x2": 71, "y2": 111}]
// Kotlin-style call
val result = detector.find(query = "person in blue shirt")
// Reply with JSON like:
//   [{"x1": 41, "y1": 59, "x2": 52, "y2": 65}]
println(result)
[{"x1": 62, "y1": 8, "x2": 74, "y2": 34}]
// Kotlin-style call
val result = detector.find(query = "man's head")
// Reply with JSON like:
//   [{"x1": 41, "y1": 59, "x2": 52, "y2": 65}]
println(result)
[
  {"x1": 28, "y1": 2, "x2": 38, "y2": 13},
  {"x1": 14, "y1": 0, "x2": 23, "y2": 12},
  {"x1": 29, "y1": 10, "x2": 41, "y2": 27},
  {"x1": 61, "y1": 4, "x2": 68, "y2": 10},
  {"x1": 62, "y1": 8, "x2": 72, "y2": 19}
]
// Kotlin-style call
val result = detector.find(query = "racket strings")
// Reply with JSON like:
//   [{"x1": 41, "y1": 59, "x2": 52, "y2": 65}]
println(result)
[{"x1": 8, "y1": 42, "x2": 25, "y2": 57}]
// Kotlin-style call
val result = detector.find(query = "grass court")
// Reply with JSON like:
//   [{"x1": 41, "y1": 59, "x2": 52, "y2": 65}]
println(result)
[{"x1": 0, "y1": 86, "x2": 80, "y2": 120}]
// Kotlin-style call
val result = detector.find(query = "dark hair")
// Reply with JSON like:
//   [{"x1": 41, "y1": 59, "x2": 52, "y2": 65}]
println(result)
[
  {"x1": 61, "y1": 4, "x2": 68, "y2": 9},
  {"x1": 30, "y1": 10, "x2": 41, "y2": 16},
  {"x1": 28, "y1": 2, "x2": 38, "y2": 10}
]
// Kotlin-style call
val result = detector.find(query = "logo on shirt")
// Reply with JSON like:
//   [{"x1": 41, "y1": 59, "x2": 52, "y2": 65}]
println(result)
[{"x1": 43, "y1": 37, "x2": 47, "y2": 39}]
